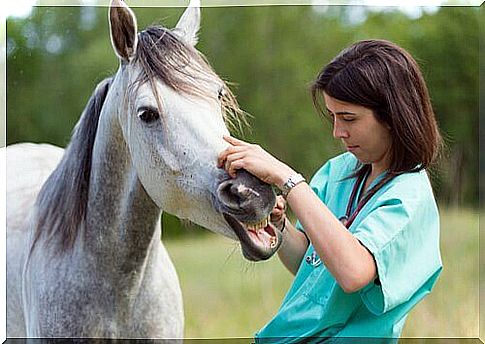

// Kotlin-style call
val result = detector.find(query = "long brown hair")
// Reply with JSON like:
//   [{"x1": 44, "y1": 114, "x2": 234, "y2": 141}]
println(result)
[{"x1": 311, "y1": 39, "x2": 442, "y2": 194}]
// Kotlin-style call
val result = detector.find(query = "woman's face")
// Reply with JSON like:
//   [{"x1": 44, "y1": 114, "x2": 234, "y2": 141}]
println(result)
[{"x1": 323, "y1": 93, "x2": 392, "y2": 173}]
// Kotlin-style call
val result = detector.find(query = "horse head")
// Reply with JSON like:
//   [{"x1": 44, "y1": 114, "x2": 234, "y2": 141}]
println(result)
[{"x1": 108, "y1": 0, "x2": 282, "y2": 261}]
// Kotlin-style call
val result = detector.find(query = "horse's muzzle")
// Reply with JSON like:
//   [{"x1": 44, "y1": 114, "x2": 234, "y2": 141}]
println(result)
[{"x1": 216, "y1": 169, "x2": 281, "y2": 261}]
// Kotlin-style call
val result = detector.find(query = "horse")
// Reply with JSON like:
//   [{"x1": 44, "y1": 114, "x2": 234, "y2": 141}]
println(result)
[{"x1": 6, "y1": 0, "x2": 283, "y2": 338}]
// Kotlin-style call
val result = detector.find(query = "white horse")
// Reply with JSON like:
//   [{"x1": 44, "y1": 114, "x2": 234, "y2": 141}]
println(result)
[{"x1": 7, "y1": 0, "x2": 282, "y2": 338}]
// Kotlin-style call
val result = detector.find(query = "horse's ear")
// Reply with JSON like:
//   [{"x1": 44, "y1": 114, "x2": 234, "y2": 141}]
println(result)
[
  {"x1": 173, "y1": 0, "x2": 201, "y2": 47},
  {"x1": 109, "y1": 0, "x2": 138, "y2": 62}
]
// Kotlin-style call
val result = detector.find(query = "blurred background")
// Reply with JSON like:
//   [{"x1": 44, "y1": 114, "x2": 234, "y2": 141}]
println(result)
[{"x1": 6, "y1": 2, "x2": 481, "y2": 340}]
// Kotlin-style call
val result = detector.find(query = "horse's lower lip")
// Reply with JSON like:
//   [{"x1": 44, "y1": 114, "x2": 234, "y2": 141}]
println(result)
[{"x1": 222, "y1": 213, "x2": 281, "y2": 261}]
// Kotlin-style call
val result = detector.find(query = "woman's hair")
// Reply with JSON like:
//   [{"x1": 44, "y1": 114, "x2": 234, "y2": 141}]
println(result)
[{"x1": 311, "y1": 39, "x2": 442, "y2": 179}]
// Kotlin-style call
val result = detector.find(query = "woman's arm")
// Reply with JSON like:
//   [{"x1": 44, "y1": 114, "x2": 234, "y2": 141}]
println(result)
[
  {"x1": 277, "y1": 220, "x2": 309, "y2": 276},
  {"x1": 218, "y1": 136, "x2": 377, "y2": 293},
  {"x1": 269, "y1": 196, "x2": 309, "y2": 275},
  {"x1": 286, "y1": 182, "x2": 376, "y2": 293}
]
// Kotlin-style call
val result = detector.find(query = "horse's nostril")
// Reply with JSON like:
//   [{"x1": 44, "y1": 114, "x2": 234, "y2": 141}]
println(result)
[
  {"x1": 216, "y1": 169, "x2": 276, "y2": 221},
  {"x1": 219, "y1": 181, "x2": 245, "y2": 206}
]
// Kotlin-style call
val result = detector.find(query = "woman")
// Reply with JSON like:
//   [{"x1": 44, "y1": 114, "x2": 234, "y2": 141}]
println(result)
[{"x1": 218, "y1": 39, "x2": 443, "y2": 342}]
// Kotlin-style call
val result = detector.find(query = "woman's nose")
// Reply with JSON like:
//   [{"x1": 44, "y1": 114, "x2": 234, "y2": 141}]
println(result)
[{"x1": 333, "y1": 120, "x2": 349, "y2": 139}]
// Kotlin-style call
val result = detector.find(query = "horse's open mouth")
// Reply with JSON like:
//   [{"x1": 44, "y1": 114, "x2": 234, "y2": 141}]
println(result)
[{"x1": 223, "y1": 213, "x2": 282, "y2": 261}]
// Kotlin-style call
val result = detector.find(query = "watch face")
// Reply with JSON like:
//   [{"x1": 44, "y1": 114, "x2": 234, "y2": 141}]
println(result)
[{"x1": 282, "y1": 174, "x2": 305, "y2": 198}]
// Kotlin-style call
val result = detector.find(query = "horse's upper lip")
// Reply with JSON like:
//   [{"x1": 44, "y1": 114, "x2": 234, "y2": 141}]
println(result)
[{"x1": 222, "y1": 213, "x2": 282, "y2": 261}]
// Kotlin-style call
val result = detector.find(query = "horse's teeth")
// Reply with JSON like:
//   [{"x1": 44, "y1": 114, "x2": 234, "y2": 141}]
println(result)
[{"x1": 246, "y1": 216, "x2": 272, "y2": 231}]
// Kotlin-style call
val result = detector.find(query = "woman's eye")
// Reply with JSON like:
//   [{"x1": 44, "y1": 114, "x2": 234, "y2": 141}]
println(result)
[
  {"x1": 343, "y1": 117, "x2": 355, "y2": 122},
  {"x1": 138, "y1": 108, "x2": 160, "y2": 123}
]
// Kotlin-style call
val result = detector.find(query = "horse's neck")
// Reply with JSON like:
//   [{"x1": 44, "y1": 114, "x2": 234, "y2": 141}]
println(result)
[{"x1": 84, "y1": 108, "x2": 162, "y2": 275}]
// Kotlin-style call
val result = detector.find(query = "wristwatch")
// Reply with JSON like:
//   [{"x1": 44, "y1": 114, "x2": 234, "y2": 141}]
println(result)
[{"x1": 280, "y1": 173, "x2": 306, "y2": 199}]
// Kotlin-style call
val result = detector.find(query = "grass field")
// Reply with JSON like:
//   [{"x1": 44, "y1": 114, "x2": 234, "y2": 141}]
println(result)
[{"x1": 164, "y1": 207, "x2": 479, "y2": 339}]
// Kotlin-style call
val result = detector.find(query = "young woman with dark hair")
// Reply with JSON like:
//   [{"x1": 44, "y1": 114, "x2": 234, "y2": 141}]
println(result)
[{"x1": 218, "y1": 39, "x2": 443, "y2": 342}]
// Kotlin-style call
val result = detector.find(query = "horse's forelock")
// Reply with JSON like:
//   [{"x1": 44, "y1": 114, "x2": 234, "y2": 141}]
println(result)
[
  {"x1": 135, "y1": 26, "x2": 249, "y2": 135},
  {"x1": 31, "y1": 77, "x2": 113, "y2": 254}
]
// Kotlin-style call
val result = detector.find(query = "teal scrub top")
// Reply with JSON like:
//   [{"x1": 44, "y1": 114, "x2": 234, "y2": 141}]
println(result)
[{"x1": 255, "y1": 152, "x2": 442, "y2": 343}]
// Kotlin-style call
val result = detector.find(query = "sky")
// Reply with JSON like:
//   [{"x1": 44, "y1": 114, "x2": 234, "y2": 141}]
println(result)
[
  {"x1": 1, "y1": 0, "x2": 37, "y2": 21},
  {"x1": 0, "y1": 0, "x2": 477, "y2": 21}
]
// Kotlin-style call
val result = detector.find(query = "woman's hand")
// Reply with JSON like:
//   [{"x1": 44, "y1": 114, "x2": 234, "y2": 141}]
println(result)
[
  {"x1": 270, "y1": 195, "x2": 287, "y2": 231},
  {"x1": 217, "y1": 136, "x2": 296, "y2": 188}
]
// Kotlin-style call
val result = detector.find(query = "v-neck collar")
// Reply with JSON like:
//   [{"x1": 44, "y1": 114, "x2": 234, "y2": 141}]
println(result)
[{"x1": 352, "y1": 170, "x2": 387, "y2": 213}]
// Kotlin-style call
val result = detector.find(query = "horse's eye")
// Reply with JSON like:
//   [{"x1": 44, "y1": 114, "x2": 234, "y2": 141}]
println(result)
[{"x1": 137, "y1": 107, "x2": 160, "y2": 124}]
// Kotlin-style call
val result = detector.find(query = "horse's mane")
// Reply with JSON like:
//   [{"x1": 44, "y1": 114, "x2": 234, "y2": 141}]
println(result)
[
  {"x1": 32, "y1": 25, "x2": 248, "y2": 254},
  {"x1": 32, "y1": 77, "x2": 112, "y2": 253}
]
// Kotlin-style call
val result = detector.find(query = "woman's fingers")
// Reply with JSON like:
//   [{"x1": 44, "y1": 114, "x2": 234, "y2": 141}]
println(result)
[
  {"x1": 223, "y1": 135, "x2": 251, "y2": 146},
  {"x1": 275, "y1": 195, "x2": 286, "y2": 211},
  {"x1": 224, "y1": 152, "x2": 246, "y2": 177},
  {"x1": 271, "y1": 196, "x2": 286, "y2": 216},
  {"x1": 270, "y1": 204, "x2": 286, "y2": 229},
  {"x1": 219, "y1": 135, "x2": 286, "y2": 185},
  {"x1": 224, "y1": 151, "x2": 245, "y2": 167},
  {"x1": 226, "y1": 158, "x2": 245, "y2": 177},
  {"x1": 217, "y1": 144, "x2": 246, "y2": 167},
  {"x1": 271, "y1": 196, "x2": 286, "y2": 220},
  {"x1": 218, "y1": 136, "x2": 261, "y2": 168}
]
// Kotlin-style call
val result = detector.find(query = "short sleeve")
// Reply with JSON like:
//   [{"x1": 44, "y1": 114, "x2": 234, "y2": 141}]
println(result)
[
  {"x1": 353, "y1": 195, "x2": 442, "y2": 315},
  {"x1": 295, "y1": 161, "x2": 332, "y2": 232}
]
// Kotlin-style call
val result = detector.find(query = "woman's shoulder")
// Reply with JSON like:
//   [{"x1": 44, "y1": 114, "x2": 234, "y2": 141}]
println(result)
[
  {"x1": 386, "y1": 170, "x2": 434, "y2": 198},
  {"x1": 376, "y1": 170, "x2": 438, "y2": 217}
]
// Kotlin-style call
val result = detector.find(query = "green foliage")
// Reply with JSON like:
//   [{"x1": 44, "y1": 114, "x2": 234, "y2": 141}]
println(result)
[
  {"x1": 406, "y1": 8, "x2": 479, "y2": 205},
  {"x1": 7, "y1": 7, "x2": 118, "y2": 146},
  {"x1": 6, "y1": 6, "x2": 479, "y2": 238}
]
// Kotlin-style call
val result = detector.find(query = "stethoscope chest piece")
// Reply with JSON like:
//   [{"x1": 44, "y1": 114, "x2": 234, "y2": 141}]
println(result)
[
  {"x1": 305, "y1": 251, "x2": 322, "y2": 267},
  {"x1": 305, "y1": 216, "x2": 349, "y2": 268}
]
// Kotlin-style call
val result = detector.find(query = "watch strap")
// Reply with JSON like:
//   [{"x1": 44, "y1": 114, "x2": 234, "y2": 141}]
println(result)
[{"x1": 281, "y1": 173, "x2": 306, "y2": 199}]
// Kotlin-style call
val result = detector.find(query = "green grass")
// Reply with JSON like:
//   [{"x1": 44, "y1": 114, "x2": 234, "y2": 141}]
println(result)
[
  {"x1": 164, "y1": 207, "x2": 479, "y2": 339},
  {"x1": 165, "y1": 235, "x2": 293, "y2": 338}
]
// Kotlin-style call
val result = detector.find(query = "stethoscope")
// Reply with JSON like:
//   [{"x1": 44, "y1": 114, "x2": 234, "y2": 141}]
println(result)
[{"x1": 305, "y1": 168, "x2": 383, "y2": 268}]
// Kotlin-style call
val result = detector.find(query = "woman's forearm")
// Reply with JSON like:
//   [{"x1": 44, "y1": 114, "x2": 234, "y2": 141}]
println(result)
[
  {"x1": 216, "y1": 136, "x2": 377, "y2": 290},
  {"x1": 286, "y1": 182, "x2": 377, "y2": 293},
  {"x1": 277, "y1": 220, "x2": 309, "y2": 275}
]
